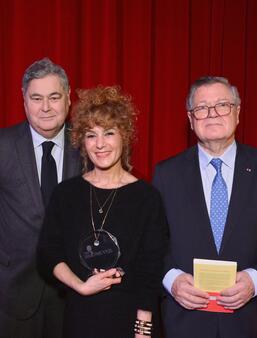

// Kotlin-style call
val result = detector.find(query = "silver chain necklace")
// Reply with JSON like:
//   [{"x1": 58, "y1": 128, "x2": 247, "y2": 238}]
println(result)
[
  {"x1": 93, "y1": 186, "x2": 116, "y2": 214},
  {"x1": 90, "y1": 184, "x2": 117, "y2": 246}
]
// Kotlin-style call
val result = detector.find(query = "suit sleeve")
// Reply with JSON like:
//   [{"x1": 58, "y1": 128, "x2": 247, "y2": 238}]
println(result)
[
  {"x1": 152, "y1": 164, "x2": 177, "y2": 274},
  {"x1": 37, "y1": 188, "x2": 67, "y2": 280}
]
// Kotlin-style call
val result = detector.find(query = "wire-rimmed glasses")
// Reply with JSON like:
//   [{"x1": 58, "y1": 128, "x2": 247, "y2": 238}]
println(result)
[{"x1": 189, "y1": 102, "x2": 236, "y2": 120}]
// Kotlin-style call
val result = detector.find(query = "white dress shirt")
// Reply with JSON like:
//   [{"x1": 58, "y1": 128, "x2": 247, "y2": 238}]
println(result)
[{"x1": 30, "y1": 125, "x2": 65, "y2": 184}]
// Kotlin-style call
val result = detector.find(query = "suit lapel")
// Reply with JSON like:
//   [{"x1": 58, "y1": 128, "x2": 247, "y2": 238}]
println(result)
[
  {"x1": 220, "y1": 144, "x2": 255, "y2": 253},
  {"x1": 15, "y1": 122, "x2": 44, "y2": 213},
  {"x1": 185, "y1": 147, "x2": 218, "y2": 255}
]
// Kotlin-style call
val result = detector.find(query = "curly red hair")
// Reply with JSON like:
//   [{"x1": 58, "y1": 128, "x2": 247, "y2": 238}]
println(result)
[{"x1": 71, "y1": 86, "x2": 138, "y2": 172}]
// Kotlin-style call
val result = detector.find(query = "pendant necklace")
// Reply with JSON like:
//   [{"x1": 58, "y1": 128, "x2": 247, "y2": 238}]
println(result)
[
  {"x1": 90, "y1": 184, "x2": 117, "y2": 246},
  {"x1": 93, "y1": 187, "x2": 116, "y2": 214}
]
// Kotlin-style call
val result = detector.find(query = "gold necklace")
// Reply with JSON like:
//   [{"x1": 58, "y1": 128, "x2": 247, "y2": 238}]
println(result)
[
  {"x1": 93, "y1": 187, "x2": 116, "y2": 214},
  {"x1": 89, "y1": 184, "x2": 117, "y2": 246}
]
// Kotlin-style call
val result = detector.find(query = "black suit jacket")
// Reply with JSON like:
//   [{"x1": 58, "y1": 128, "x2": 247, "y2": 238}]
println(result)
[
  {"x1": 0, "y1": 121, "x2": 81, "y2": 320},
  {"x1": 153, "y1": 143, "x2": 257, "y2": 338}
]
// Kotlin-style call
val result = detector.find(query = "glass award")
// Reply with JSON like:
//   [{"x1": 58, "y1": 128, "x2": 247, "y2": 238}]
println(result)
[{"x1": 79, "y1": 229, "x2": 121, "y2": 272}]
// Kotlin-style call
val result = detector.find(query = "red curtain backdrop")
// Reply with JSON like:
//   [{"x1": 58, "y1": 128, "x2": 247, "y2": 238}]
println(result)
[{"x1": 1, "y1": 0, "x2": 257, "y2": 180}]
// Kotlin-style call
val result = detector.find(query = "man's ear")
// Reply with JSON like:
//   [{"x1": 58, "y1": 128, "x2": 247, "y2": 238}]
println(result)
[
  {"x1": 187, "y1": 111, "x2": 193, "y2": 130},
  {"x1": 67, "y1": 87, "x2": 71, "y2": 107},
  {"x1": 236, "y1": 105, "x2": 240, "y2": 125}
]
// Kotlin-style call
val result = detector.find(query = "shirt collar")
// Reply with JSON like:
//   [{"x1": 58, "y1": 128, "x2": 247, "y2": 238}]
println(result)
[
  {"x1": 30, "y1": 125, "x2": 65, "y2": 149},
  {"x1": 198, "y1": 141, "x2": 237, "y2": 170}
]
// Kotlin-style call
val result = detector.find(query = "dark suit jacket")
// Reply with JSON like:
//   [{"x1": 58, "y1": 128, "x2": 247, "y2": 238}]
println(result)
[
  {"x1": 153, "y1": 143, "x2": 257, "y2": 338},
  {"x1": 0, "y1": 121, "x2": 81, "y2": 320}
]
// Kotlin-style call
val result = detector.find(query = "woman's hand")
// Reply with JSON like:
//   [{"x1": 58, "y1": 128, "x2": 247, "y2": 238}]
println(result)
[
  {"x1": 76, "y1": 268, "x2": 122, "y2": 295},
  {"x1": 53, "y1": 262, "x2": 122, "y2": 296},
  {"x1": 135, "y1": 333, "x2": 151, "y2": 338}
]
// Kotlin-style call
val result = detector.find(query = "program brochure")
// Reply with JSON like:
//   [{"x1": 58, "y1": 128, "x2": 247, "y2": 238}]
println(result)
[{"x1": 194, "y1": 258, "x2": 237, "y2": 313}]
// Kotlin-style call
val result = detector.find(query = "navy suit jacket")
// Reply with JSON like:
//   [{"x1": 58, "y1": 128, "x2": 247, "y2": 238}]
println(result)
[
  {"x1": 153, "y1": 143, "x2": 257, "y2": 338},
  {"x1": 0, "y1": 121, "x2": 81, "y2": 320}
]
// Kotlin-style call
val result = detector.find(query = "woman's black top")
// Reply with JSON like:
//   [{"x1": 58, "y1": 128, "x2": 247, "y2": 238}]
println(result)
[{"x1": 38, "y1": 176, "x2": 168, "y2": 338}]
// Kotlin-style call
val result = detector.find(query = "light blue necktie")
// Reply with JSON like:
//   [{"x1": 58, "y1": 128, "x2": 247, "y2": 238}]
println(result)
[{"x1": 210, "y1": 158, "x2": 228, "y2": 252}]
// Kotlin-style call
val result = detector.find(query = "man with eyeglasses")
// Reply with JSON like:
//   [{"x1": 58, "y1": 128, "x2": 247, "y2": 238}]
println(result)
[{"x1": 153, "y1": 76, "x2": 257, "y2": 338}]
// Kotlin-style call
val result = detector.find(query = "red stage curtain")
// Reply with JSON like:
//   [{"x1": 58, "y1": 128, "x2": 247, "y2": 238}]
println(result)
[{"x1": 1, "y1": 0, "x2": 257, "y2": 180}]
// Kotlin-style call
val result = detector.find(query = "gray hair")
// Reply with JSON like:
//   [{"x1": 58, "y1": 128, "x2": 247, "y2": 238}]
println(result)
[
  {"x1": 22, "y1": 57, "x2": 70, "y2": 94},
  {"x1": 186, "y1": 76, "x2": 241, "y2": 111}
]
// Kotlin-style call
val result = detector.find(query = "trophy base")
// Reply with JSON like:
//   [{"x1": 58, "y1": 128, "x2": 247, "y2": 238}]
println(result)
[{"x1": 92, "y1": 266, "x2": 125, "y2": 276}]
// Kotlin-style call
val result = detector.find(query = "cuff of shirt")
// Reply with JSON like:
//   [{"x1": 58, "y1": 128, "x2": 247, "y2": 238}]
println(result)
[
  {"x1": 244, "y1": 268, "x2": 257, "y2": 297},
  {"x1": 162, "y1": 268, "x2": 184, "y2": 295}
]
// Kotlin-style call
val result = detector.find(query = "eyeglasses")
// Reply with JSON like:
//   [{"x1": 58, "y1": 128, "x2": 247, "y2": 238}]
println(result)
[{"x1": 189, "y1": 102, "x2": 236, "y2": 120}]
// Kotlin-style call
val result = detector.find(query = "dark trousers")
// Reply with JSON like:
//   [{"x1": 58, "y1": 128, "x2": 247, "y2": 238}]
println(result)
[{"x1": 0, "y1": 285, "x2": 64, "y2": 338}]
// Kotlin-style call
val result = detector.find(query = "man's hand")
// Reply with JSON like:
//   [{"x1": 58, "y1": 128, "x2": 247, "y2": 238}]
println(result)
[
  {"x1": 171, "y1": 273, "x2": 209, "y2": 309},
  {"x1": 217, "y1": 271, "x2": 254, "y2": 309}
]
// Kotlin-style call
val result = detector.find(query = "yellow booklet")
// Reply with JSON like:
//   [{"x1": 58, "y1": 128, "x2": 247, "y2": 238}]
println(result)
[{"x1": 193, "y1": 258, "x2": 237, "y2": 313}]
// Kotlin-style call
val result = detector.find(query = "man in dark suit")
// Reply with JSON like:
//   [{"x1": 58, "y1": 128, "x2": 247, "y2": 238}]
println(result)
[
  {"x1": 153, "y1": 76, "x2": 257, "y2": 338},
  {"x1": 0, "y1": 58, "x2": 81, "y2": 338}
]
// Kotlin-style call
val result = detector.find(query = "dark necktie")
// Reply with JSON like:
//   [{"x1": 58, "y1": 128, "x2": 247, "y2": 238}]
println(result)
[
  {"x1": 210, "y1": 158, "x2": 228, "y2": 252},
  {"x1": 41, "y1": 141, "x2": 58, "y2": 206}
]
